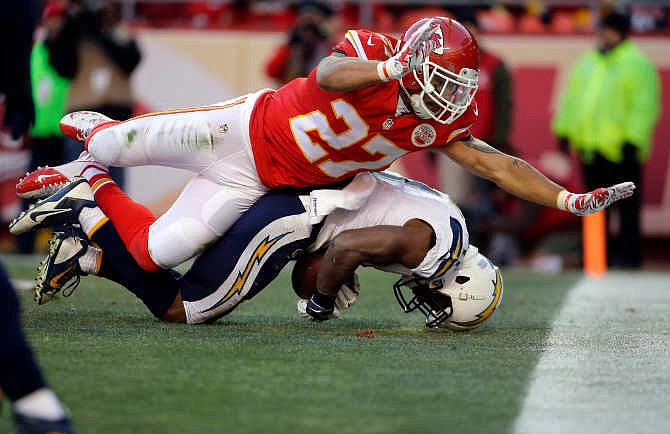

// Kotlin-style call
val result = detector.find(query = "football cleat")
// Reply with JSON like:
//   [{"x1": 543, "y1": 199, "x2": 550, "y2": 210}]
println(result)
[
  {"x1": 16, "y1": 151, "x2": 107, "y2": 200},
  {"x1": 59, "y1": 110, "x2": 113, "y2": 142},
  {"x1": 14, "y1": 412, "x2": 74, "y2": 434},
  {"x1": 9, "y1": 177, "x2": 96, "y2": 235},
  {"x1": 34, "y1": 231, "x2": 90, "y2": 305}
]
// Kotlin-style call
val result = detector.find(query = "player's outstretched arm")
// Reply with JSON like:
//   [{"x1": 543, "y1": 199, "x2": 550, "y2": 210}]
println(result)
[
  {"x1": 441, "y1": 136, "x2": 636, "y2": 215},
  {"x1": 305, "y1": 220, "x2": 433, "y2": 321}
]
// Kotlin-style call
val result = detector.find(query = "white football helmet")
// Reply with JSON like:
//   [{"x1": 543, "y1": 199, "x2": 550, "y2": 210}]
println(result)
[{"x1": 393, "y1": 246, "x2": 503, "y2": 330}]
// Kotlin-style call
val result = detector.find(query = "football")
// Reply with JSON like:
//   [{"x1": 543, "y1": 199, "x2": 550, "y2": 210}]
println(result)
[{"x1": 291, "y1": 250, "x2": 325, "y2": 299}]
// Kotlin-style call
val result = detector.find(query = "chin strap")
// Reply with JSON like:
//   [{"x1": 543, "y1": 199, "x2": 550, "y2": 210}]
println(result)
[{"x1": 407, "y1": 92, "x2": 433, "y2": 120}]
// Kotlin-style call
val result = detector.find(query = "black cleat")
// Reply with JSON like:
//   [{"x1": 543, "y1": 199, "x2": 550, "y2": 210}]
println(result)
[
  {"x1": 34, "y1": 230, "x2": 90, "y2": 305},
  {"x1": 9, "y1": 177, "x2": 96, "y2": 235}
]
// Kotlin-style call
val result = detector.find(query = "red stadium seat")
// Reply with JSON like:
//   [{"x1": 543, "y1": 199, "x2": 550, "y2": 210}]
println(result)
[
  {"x1": 400, "y1": 7, "x2": 453, "y2": 33},
  {"x1": 551, "y1": 11, "x2": 576, "y2": 34},
  {"x1": 476, "y1": 8, "x2": 515, "y2": 33},
  {"x1": 518, "y1": 13, "x2": 545, "y2": 34}
]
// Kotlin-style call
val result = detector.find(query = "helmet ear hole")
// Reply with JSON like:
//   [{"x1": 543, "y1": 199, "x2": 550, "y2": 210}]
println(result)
[{"x1": 455, "y1": 275, "x2": 470, "y2": 284}]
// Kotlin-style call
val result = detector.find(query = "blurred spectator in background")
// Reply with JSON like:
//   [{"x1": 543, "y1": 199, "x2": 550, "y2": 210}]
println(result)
[
  {"x1": 460, "y1": 10, "x2": 512, "y2": 153},
  {"x1": 48, "y1": 0, "x2": 142, "y2": 189},
  {"x1": 552, "y1": 10, "x2": 660, "y2": 268},
  {"x1": 0, "y1": 1, "x2": 40, "y2": 143},
  {"x1": 478, "y1": 162, "x2": 581, "y2": 270},
  {"x1": 15, "y1": 1, "x2": 73, "y2": 253},
  {"x1": 1, "y1": 0, "x2": 41, "y2": 249},
  {"x1": 265, "y1": 0, "x2": 334, "y2": 86},
  {"x1": 1, "y1": 1, "x2": 75, "y2": 432},
  {"x1": 630, "y1": 5, "x2": 668, "y2": 33}
]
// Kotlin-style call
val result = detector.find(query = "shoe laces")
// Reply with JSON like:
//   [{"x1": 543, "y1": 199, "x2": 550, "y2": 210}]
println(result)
[
  {"x1": 62, "y1": 274, "x2": 81, "y2": 297},
  {"x1": 49, "y1": 226, "x2": 87, "y2": 296}
]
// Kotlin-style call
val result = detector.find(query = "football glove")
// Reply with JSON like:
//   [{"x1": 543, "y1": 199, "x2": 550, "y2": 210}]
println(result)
[
  {"x1": 335, "y1": 273, "x2": 359, "y2": 311},
  {"x1": 377, "y1": 18, "x2": 440, "y2": 81},
  {"x1": 297, "y1": 273, "x2": 360, "y2": 321},
  {"x1": 557, "y1": 182, "x2": 636, "y2": 216},
  {"x1": 297, "y1": 298, "x2": 340, "y2": 322}
]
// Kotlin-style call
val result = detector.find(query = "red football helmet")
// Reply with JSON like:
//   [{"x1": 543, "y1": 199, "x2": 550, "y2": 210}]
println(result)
[{"x1": 400, "y1": 17, "x2": 480, "y2": 124}]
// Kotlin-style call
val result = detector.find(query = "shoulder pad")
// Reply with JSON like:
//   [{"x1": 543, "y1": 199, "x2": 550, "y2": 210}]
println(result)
[{"x1": 333, "y1": 29, "x2": 398, "y2": 61}]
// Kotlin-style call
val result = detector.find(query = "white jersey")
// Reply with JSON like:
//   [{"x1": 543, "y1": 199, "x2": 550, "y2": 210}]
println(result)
[{"x1": 310, "y1": 171, "x2": 469, "y2": 280}]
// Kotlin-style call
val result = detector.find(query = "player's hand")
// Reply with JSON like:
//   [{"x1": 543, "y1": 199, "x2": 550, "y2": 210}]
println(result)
[
  {"x1": 305, "y1": 291, "x2": 339, "y2": 321},
  {"x1": 335, "y1": 273, "x2": 359, "y2": 311},
  {"x1": 377, "y1": 18, "x2": 440, "y2": 81},
  {"x1": 559, "y1": 182, "x2": 636, "y2": 216},
  {"x1": 297, "y1": 299, "x2": 340, "y2": 322}
]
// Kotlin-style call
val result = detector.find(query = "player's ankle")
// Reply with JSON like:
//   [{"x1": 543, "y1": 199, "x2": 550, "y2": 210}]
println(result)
[
  {"x1": 84, "y1": 120, "x2": 120, "y2": 150},
  {"x1": 78, "y1": 245, "x2": 102, "y2": 275}
]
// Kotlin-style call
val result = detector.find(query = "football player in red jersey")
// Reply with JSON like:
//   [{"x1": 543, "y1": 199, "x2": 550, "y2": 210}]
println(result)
[{"x1": 12, "y1": 17, "x2": 634, "y2": 274}]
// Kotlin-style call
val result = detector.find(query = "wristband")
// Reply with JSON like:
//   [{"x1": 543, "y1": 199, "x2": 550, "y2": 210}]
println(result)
[
  {"x1": 306, "y1": 291, "x2": 337, "y2": 321},
  {"x1": 377, "y1": 61, "x2": 391, "y2": 82},
  {"x1": 377, "y1": 59, "x2": 404, "y2": 81},
  {"x1": 312, "y1": 291, "x2": 336, "y2": 309}
]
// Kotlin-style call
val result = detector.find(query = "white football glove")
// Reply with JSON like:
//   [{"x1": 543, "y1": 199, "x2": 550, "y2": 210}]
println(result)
[
  {"x1": 335, "y1": 273, "x2": 360, "y2": 311},
  {"x1": 377, "y1": 18, "x2": 440, "y2": 81},
  {"x1": 558, "y1": 182, "x2": 636, "y2": 216}
]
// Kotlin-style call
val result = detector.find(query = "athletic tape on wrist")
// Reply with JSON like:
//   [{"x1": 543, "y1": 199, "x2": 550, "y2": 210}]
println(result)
[
  {"x1": 556, "y1": 189, "x2": 572, "y2": 211},
  {"x1": 377, "y1": 61, "x2": 391, "y2": 82}
]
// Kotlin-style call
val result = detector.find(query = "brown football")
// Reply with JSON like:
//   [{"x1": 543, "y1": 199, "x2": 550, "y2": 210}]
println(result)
[{"x1": 291, "y1": 250, "x2": 325, "y2": 299}]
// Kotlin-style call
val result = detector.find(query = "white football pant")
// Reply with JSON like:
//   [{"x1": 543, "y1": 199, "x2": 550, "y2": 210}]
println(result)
[{"x1": 86, "y1": 92, "x2": 269, "y2": 268}]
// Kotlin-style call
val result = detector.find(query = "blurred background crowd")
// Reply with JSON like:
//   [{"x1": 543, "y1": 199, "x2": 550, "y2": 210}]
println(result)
[
  {"x1": 1, "y1": 0, "x2": 668, "y2": 273},
  {"x1": 126, "y1": 1, "x2": 670, "y2": 35}
]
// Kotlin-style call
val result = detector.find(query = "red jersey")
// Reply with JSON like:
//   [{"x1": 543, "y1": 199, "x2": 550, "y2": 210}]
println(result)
[{"x1": 249, "y1": 29, "x2": 478, "y2": 189}]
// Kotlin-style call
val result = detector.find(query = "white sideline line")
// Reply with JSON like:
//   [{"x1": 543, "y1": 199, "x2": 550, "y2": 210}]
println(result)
[{"x1": 513, "y1": 272, "x2": 670, "y2": 434}]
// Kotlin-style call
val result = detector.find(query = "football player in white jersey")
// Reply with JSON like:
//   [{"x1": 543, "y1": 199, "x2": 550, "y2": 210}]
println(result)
[{"x1": 22, "y1": 172, "x2": 501, "y2": 330}]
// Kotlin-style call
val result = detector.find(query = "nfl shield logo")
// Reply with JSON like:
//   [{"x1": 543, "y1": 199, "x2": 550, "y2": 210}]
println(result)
[
  {"x1": 382, "y1": 118, "x2": 393, "y2": 130},
  {"x1": 411, "y1": 124, "x2": 437, "y2": 147}
]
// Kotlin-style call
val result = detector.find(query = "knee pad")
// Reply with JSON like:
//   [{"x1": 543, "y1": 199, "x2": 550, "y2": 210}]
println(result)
[
  {"x1": 148, "y1": 217, "x2": 218, "y2": 268},
  {"x1": 87, "y1": 127, "x2": 122, "y2": 165}
]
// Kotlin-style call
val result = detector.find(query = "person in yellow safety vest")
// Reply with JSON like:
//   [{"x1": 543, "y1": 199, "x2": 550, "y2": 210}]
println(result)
[
  {"x1": 15, "y1": 2, "x2": 72, "y2": 254},
  {"x1": 552, "y1": 10, "x2": 660, "y2": 268}
]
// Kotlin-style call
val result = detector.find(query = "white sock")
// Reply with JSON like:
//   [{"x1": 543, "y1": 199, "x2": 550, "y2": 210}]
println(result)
[
  {"x1": 79, "y1": 206, "x2": 107, "y2": 236},
  {"x1": 13, "y1": 388, "x2": 67, "y2": 421},
  {"x1": 81, "y1": 166, "x2": 109, "y2": 180},
  {"x1": 78, "y1": 245, "x2": 102, "y2": 274}
]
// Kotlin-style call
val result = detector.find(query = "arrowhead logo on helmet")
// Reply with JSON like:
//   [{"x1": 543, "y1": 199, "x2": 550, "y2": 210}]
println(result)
[{"x1": 431, "y1": 23, "x2": 445, "y2": 55}]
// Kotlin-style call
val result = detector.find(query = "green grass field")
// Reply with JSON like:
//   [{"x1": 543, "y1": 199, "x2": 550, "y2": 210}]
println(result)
[{"x1": 3, "y1": 254, "x2": 667, "y2": 434}]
